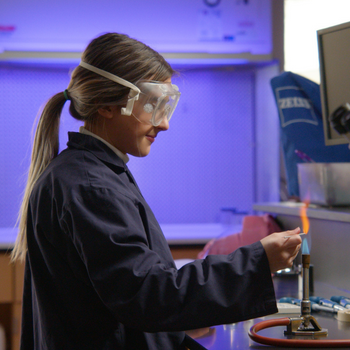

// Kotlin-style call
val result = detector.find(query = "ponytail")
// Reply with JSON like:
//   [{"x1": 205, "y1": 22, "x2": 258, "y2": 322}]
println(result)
[{"x1": 11, "y1": 92, "x2": 67, "y2": 262}]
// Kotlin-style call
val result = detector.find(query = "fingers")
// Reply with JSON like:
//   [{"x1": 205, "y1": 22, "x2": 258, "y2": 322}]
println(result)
[
  {"x1": 287, "y1": 243, "x2": 302, "y2": 266},
  {"x1": 292, "y1": 243, "x2": 302, "y2": 258},
  {"x1": 284, "y1": 234, "x2": 302, "y2": 248},
  {"x1": 291, "y1": 244, "x2": 301, "y2": 263},
  {"x1": 281, "y1": 242, "x2": 301, "y2": 268},
  {"x1": 284, "y1": 238, "x2": 302, "y2": 261},
  {"x1": 283, "y1": 227, "x2": 301, "y2": 239},
  {"x1": 285, "y1": 227, "x2": 301, "y2": 235},
  {"x1": 281, "y1": 228, "x2": 302, "y2": 247},
  {"x1": 261, "y1": 227, "x2": 302, "y2": 272}
]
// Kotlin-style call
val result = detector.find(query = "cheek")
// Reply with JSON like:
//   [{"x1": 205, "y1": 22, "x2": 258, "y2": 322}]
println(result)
[
  {"x1": 126, "y1": 125, "x2": 145, "y2": 141},
  {"x1": 113, "y1": 114, "x2": 154, "y2": 155},
  {"x1": 131, "y1": 128, "x2": 154, "y2": 156}
]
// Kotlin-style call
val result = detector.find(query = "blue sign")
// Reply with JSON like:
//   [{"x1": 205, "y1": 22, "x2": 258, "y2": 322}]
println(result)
[{"x1": 275, "y1": 86, "x2": 318, "y2": 127}]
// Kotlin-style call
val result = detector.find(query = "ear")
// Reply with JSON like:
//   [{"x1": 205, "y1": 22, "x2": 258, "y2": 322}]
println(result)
[{"x1": 97, "y1": 106, "x2": 114, "y2": 119}]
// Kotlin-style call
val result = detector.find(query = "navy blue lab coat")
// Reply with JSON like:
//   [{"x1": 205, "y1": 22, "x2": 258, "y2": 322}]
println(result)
[{"x1": 21, "y1": 132, "x2": 278, "y2": 349}]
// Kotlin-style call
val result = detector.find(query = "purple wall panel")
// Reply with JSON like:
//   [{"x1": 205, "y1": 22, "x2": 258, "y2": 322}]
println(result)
[
  {"x1": 128, "y1": 67, "x2": 255, "y2": 223},
  {"x1": 0, "y1": 64, "x2": 255, "y2": 227}
]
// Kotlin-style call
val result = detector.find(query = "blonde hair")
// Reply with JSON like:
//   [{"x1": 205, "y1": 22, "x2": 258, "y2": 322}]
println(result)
[{"x1": 12, "y1": 33, "x2": 175, "y2": 262}]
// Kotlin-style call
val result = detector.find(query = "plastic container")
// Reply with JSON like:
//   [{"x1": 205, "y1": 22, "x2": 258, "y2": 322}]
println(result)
[{"x1": 297, "y1": 163, "x2": 350, "y2": 206}]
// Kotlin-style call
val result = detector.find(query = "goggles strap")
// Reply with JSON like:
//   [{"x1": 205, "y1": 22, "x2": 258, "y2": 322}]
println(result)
[{"x1": 79, "y1": 61, "x2": 141, "y2": 116}]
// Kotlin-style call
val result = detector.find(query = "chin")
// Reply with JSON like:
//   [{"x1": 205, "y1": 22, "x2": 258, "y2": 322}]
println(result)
[{"x1": 131, "y1": 147, "x2": 151, "y2": 158}]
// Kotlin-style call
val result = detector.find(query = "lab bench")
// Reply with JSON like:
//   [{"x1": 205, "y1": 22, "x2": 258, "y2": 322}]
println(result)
[
  {"x1": 195, "y1": 277, "x2": 350, "y2": 349},
  {"x1": 192, "y1": 202, "x2": 350, "y2": 349}
]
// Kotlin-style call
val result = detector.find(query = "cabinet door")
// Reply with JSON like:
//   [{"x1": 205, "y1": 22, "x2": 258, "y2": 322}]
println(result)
[
  {"x1": 14, "y1": 261, "x2": 24, "y2": 303},
  {"x1": 0, "y1": 253, "x2": 13, "y2": 302}
]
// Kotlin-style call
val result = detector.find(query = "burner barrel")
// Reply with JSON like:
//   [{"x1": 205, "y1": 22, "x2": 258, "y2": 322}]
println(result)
[{"x1": 302, "y1": 254, "x2": 311, "y2": 317}]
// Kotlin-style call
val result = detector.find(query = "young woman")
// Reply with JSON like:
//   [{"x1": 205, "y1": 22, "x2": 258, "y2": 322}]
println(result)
[{"x1": 12, "y1": 33, "x2": 301, "y2": 350}]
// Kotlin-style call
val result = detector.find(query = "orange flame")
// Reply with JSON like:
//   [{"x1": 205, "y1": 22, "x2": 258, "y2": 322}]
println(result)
[{"x1": 300, "y1": 200, "x2": 310, "y2": 234}]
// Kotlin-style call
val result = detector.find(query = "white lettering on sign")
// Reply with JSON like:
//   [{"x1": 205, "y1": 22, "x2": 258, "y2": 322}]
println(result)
[
  {"x1": 279, "y1": 97, "x2": 311, "y2": 109},
  {"x1": 275, "y1": 86, "x2": 318, "y2": 127}
]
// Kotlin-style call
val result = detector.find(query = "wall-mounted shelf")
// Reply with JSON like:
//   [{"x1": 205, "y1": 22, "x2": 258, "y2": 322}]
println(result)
[{"x1": 0, "y1": 50, "x2": 275, "y2": 69}]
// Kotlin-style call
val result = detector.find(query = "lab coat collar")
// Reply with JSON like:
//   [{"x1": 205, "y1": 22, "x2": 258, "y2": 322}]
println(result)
[
  {"x1": 67, "y1": 131, "x2": 127, "y2": 170},
  {"x1": 79, "y1": 126, "x2": 129, "y2": 163}
]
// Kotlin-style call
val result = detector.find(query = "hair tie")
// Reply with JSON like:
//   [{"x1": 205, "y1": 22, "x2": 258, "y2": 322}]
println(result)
[{"x1": 63, "y1": 89, "x2": 70, "y2": 101}]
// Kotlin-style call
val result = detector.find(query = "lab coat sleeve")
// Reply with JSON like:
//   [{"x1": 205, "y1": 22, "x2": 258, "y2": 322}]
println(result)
[{"x1": 61, "y1": 186, "x2": 277, "y2": 332}]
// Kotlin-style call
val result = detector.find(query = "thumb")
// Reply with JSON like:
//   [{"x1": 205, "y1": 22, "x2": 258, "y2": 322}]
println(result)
[{"x1": 284, "y1": 227, "x2": 301, "y2": 237}]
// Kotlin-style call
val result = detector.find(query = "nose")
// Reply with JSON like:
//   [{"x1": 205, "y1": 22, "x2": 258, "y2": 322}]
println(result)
[{"x1": 157, "y1": 116, "x2": 169, "y2": 131}]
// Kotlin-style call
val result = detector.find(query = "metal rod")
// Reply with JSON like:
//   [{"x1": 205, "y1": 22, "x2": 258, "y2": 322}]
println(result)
[
  {"x1": 301, "y1": 254, "x2": 311, "y2": 323},
  {"x1": 302, "y1": 254, "x2": 310, "y2": 301}
]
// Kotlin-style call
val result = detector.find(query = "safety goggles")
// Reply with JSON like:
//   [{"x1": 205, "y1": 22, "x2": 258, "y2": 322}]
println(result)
[
  {"x1": 133, "y1": 81, "x2": 180, "y2": 126},
  {"x1": 79, "y1": 61, "x2": 180, "y2": 126}
]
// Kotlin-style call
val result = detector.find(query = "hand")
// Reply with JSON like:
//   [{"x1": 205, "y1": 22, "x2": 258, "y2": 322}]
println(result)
[
  {"x1": 260, "y1": 228, "x2": 302, "y2": 273},
  {"x1": 185, "y1": 327, "x2": 211, "y2": 338}
]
